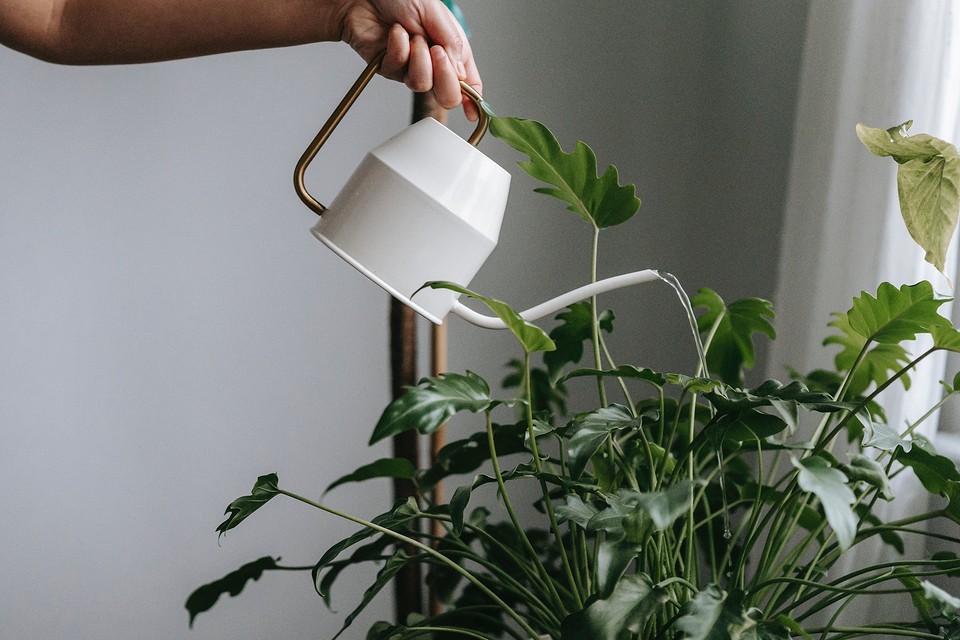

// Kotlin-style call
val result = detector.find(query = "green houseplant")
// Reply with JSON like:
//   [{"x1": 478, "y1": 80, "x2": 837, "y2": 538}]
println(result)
[{"x1": 187, "y1": 113, "x2": 960, "y2": 640}]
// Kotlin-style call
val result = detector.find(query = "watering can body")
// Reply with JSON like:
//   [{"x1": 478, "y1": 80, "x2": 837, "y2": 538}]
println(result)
[
  {"x1": 311, "y1": 117, "x2": 509, "y2": 324},
  {"x1": 295, "y1": 58, "x2": 510, "y2": 324}
]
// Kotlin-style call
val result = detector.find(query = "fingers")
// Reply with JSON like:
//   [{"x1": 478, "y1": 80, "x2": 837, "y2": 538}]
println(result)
[
  {"x1": 373, "y1": 1, "x2": 485, "y2": 121},
  {"x1": 379, "y1": 23, "x2": 409, "y2": 81},
  {"x1": 417, "y1": 0, "x2": 466, "y2": 77}
]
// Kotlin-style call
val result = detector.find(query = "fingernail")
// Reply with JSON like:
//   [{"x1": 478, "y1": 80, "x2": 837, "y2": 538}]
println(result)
[{"x1": 456, "y1": 60, "x2": 466, "y2": 79}]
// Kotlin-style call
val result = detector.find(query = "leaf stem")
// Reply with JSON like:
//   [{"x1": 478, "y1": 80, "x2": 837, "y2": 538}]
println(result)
[{"x1": 276, "y1": 489, "x2": 542, "y2": 640}]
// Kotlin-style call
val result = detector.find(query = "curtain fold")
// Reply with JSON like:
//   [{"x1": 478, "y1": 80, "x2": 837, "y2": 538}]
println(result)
[{"x1": 768, "y1": 0, "x2": 960, "y2": 628}]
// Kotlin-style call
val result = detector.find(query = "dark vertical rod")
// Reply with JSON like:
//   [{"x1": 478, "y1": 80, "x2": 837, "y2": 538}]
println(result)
[{"x1": 390, "y1": 90, "x2": 449, "y2": 622}]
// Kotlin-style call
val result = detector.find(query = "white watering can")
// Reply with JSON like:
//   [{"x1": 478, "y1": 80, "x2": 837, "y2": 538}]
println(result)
[{"x1": 294, "y1": 57, "x2": 661, "y2": 328}]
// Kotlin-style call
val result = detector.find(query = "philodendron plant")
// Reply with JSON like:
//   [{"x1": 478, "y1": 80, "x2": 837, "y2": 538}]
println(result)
[{"x1": 187, "y1": 113, "x2": 960, "y2": 640}]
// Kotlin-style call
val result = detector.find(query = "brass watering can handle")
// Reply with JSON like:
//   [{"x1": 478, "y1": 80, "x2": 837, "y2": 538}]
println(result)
[{"x1": 293, "y1": 54, "x2": 490, "y2": 216}]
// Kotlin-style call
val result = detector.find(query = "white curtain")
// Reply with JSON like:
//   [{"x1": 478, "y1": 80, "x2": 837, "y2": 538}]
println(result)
[{"x1": 768, "y1": 0, "x2": 960, "y2": 628}]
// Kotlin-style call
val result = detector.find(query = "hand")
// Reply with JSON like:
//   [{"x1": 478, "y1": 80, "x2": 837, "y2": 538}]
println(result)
[{"x1": 338, "y1": 0, "x2": 482, "y2": 121}]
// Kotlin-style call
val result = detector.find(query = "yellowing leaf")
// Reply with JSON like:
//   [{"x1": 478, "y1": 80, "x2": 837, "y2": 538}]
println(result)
[{"x1": 858, "y1": 122, "x2": 960, "y2": 276}]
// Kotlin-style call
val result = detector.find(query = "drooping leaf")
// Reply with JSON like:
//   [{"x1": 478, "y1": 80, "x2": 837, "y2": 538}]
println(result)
[
  {"x1": 692, "y1": 289, "x2": 776, "y2": 387},
  {"x1": 370, "y1": 371, "x2": 491, "y2": 445},
  {"x1": 544, "y1": 302, "x2": 615, "y2": 379},
  {"x1": 707, "y1": 380, "x2": 851, "y2": 436},
  {"x1": 559, "y1": 365, "x2": 667, "y2": 388},
  {"x1": 333, "y1": 550, "x2": 411, "y2": 639},
  {"x1": 312, "y1": 498, "x2": 421, "y2": 599},
  {"x1": 793, "y1": 455, "x2": 857, "y2": 551},
  {"x1": 324, "y1": 458, "x2": 417, "y2": 494},
  {"x1": 560, "y1": 573, "x2": 666, "y2": 640},
  {"x1": 185, "y1": 556, "x2": 280, "y2": 627},
  {"x1": 316, "y1": 537, "x2": 394, "y2": 608},
  {"x1": 424, "y1": 281, "x2": 555, "y2": 354},
  {"x1": 449, "y1": 485, "x2": 471, "y2": 536},
  {"x1": 858, "y1": 121, "x2": 960, "y2": 275},
  {"x1": 843, "y1": 453, "x2": 894, "y2": 500},
  {"x1": 486, "y1": 110, "x2": 641, "y2": 229},
  {"x1": 216, "y1": 473, "x2": 280, "y2": 538}
]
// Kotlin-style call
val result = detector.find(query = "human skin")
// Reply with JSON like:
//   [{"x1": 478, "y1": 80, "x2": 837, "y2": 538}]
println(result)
[{"x1": 0, "y1": 0, "x2": 481, "y2": 118}]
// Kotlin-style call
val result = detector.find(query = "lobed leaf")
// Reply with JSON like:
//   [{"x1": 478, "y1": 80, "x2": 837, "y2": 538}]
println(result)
[
  {"x1": 836, "y1": 281, "x2": 950, "y2": 345},
  {"x1": 185, "y1": 556, "x2": 280, "y2": 627},
  {"x1": 487, "y1": 110, "x2": 641, "y2": 229},
  {"x1": 216, "y1": 473, "x2": 280, "y2": 538},
  {"x1": 692, "y1": 289, "x2": 776, "y2": 387},
  {"x1": 544, "y1": 302, "x2": 615, "y2": 380}
]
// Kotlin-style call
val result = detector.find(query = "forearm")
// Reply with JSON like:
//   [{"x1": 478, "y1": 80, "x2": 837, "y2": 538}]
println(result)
[{"x1": 1, "y1": 0, "x2": 346, "y2": 64}]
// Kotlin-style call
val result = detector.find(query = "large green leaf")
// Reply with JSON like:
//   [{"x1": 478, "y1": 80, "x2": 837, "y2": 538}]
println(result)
[
  {"x1": 692, "y1": 289, "x2": 775, "y2": 387},
  {"x1": 185, "y1": 556, "x2": 280, "y2": 627},
  {"x1": 793, "y1": 456, "x2": 857, "y2": 551},
  {"x1": 839, "y1": 281, "x2": 950, "y2": 344},
  {"x1": 895, "y1": 443, "x2": 960, "y2": 493},
  {"x1": 858, "y1": 121, "x2": 960, "y2": 275},
  {"x1": 486, "y1": 109, "x2": 641, "y2": 229},
  {"x1": 216, "y1": 473, "x2": 280, "y2": 538},
  {"x1": 424, "y1": 281, "x2": 555, "y2": 354},
  {"x1": 370, "y1": 371, "x2": 491, "y2": 445},
  {"x1": 560, "y1": 573, "x2": 666, "y2": 640},
  {"x1": 824, "y1": 281, "x2": 950, "y2": 394}
]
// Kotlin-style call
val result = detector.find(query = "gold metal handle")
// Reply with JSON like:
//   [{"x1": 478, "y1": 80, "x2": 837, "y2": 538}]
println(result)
[{"x1": 293, "y1": 54, "x2": 489, "y2": 216}]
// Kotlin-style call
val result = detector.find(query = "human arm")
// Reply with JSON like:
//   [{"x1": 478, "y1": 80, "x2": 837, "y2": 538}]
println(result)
[{"x1": 0, "y1": 0, "x2": 481, "y2": 117}]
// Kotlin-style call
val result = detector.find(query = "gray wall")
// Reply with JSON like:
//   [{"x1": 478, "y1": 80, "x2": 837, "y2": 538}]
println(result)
[{"x1": 0, "y1": 2, "x2": 807, "y2": 638}]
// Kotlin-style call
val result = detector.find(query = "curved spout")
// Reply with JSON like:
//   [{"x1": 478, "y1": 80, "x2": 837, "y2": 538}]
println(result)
[{"x1": 449, "y1": 269, "x2": 663, "y2": 329}]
